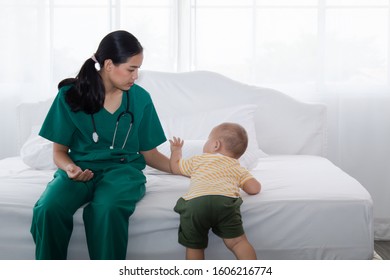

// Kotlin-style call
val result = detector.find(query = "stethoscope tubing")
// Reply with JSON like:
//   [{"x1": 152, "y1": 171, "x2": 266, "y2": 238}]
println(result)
[{"x1": 90, "y1": 91, "x2": 134, "y2": 149}]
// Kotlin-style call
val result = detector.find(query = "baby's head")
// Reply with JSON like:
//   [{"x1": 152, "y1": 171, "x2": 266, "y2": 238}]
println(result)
[{"x1": 203, "y1": 122, "x2": 248, "y2": 159}]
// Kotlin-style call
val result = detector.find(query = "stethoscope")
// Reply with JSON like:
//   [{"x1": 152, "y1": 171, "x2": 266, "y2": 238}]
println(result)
[{"x1": 90, "y1": 91, "x2": 134, "y2": 149}]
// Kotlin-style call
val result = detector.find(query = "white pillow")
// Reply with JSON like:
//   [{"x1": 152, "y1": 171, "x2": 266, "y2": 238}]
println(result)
[
  {"x1": 145, "y1": 105, "x2": 268, "y2": 174},
  {"x1": 160, "y1": 104, "x2": 262, "y2": 152},
  {"x1": 20, "y1": 126, "x2": 56, "y2": 170}
]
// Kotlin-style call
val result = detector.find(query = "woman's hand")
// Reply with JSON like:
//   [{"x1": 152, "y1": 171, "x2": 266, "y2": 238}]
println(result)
[
  {"x1": 53, "y1": 143, "x2": 94, "y2": 181},
  {"x1": 65, "y1": 163, "x2": 94, "y2": 181}
]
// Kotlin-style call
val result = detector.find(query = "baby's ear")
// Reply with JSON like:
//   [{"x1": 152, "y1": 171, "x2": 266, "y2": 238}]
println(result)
[{"x1": 214, "y1": 140, "x2": 222, "y2": 151}]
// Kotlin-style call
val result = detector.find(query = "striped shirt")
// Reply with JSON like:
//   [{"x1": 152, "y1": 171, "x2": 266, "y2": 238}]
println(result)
[{"x1": 179, "y1": 153, "x2": 254, "y2": 200}]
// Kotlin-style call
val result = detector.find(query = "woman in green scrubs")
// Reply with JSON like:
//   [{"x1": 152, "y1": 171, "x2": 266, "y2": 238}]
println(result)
[{"x1": 30, "y1": 30, "x2": 170, "y2": 260}]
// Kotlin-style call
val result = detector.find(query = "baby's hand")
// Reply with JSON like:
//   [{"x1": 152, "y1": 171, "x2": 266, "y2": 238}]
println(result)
[{"x1": 169, "y1": 137, "x2": 184, "y2": 152}]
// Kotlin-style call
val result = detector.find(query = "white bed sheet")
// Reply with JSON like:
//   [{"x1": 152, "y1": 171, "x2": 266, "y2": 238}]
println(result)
[{"x1": 0, "y1": 155, "x2": 373, "y2": 260}]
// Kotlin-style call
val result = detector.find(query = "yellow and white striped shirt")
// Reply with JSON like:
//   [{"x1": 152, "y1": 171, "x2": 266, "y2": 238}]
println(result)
[{"x1": 179, "y1": 153, "x2": 254, "y2": 200}]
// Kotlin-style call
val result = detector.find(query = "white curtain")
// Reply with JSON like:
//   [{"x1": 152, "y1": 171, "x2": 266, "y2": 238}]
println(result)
[{"x1": 1, "y1": 0, "x2": 389, "y2": 240}]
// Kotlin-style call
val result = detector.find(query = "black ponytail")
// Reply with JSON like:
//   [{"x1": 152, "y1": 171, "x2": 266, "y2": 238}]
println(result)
[
  {"x1": 58, "y1": 30, "x2": 143, "y2": 114},
  {"x1": 59, "y1": 58, "x2": 104, "y2": 114}
]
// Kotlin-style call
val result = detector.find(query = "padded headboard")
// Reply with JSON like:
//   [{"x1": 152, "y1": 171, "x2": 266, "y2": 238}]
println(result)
[
  {"x1": 137, "y1": 71, "x2": 327, "y2": 156},
  {"x1": 17, "y1": 70, "x2": 327, "y2": 156}
]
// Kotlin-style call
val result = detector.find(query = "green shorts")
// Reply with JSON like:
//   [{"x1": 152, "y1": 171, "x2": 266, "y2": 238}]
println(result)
[{"x1": 174, "y1": 195, "x2": 244, "y2": 249}]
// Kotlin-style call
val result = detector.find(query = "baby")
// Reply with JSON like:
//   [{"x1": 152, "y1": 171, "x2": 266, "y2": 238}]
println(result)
[{"x1": 170, "y1": 122, "x2": 261, "y2": 260}]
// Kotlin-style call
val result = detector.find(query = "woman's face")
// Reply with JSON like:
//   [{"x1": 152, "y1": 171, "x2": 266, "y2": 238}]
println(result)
[{"x1": 107, "y1": 53, "x2": 143, "y2": 91}]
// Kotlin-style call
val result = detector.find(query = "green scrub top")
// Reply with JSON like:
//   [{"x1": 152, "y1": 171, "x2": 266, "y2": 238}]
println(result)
[{"x1": 39, "y1": 84, "x2": 166, "y2": 169}]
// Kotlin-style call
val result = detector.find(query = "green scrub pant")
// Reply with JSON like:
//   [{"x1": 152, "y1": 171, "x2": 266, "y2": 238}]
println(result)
[{"x1": 30, "y1": 162, "x2": 146, "y2": 260}]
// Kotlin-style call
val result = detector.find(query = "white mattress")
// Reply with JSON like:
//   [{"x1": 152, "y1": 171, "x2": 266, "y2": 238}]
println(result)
[{"x1": 0, "y1": 155, "x2": 373, "y2": 260}]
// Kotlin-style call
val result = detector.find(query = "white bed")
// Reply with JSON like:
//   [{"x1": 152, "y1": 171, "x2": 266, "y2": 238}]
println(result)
[{"x1": 0, "y1": 70, "x2": 373, "y2": 260}]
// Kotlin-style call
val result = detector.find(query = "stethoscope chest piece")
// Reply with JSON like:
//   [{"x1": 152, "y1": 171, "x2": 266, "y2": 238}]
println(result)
[{"x1": 92, "y1": 132, "x2": 99, "y2": 143}]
